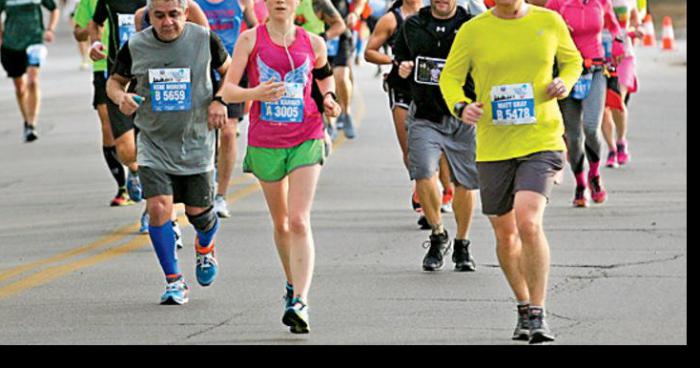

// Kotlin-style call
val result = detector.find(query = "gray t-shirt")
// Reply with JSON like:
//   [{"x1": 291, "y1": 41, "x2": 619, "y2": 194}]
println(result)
[{"x1": 112, "y1": 24, "x2": 228, "y2": 175}]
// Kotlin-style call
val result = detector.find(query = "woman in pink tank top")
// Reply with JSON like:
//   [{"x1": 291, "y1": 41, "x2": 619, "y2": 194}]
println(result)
[{"x1": 221, "y1": 0, "x2": 341, "y2": 334}]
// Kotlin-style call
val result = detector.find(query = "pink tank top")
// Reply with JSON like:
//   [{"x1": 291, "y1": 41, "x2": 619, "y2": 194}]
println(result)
[
  {"x1": 247, "y1": 25, "x2": 324, "y2": 148},
  {"x1": 546, "y1": 0, "x2": 623, "y2": 59}
]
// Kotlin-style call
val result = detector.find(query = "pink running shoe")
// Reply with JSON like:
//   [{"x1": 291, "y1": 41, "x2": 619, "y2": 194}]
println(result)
[
  {"x1": 616, "y1": 140, "x2": 630, "y2": 166},
  {"x1": 606, "y1": 151, "x2": 618, "y2": 168},
  {"x1": 588, "y1": 175, "x2": 607, "y2": 204}
]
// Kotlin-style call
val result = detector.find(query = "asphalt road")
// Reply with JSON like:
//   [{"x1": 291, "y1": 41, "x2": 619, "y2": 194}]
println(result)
[{"x1": 0, "y1": 23, "x2": 687, "y2": 344}]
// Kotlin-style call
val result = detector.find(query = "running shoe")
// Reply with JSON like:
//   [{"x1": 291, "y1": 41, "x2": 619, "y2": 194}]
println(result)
[
  {"x1": 411, "y1": 191, "x2": 422, "y2": 212},
  {"x1": 616, "y1": 140, "x2": 631, "y2": 165},
  {"x1": 512, "y1": 305, "x2": 530, "y2": 341},
  {"x1": 195, "y1": 238, "x2": 218, "y2": 287},
  {"x1": 160, "y1": 277, "x2": 189, "y2": 305},
  {"x1": 110, "y1": 190, "x2": 133, "y2": 207},
  {"x1": 282, "y1": 297, "x2": 310, "y2": 334},
  {"x1": 126, "y1": 170, "x2": 143, "y2": 202},
  {"x1": 417, "y1": 215, "x2": 430, "y2": 230},
  {"x1": 336, "y1": 113, "x2": 345, "y2": 130},
  {"x1": 213, "y1": 194, "x2": 231, "y2": 218},
  {"x1": 588, "y1": 175, "x2": 607, "y2": 204},
  {"x1": 172, "y1": 221, "x2": 183, "y2": 250},
  {"x1": 342, "y1": 114, "x2": 356, "y2": 139},
  {"x1": 528, "y1": 307, "x2": 555, "y2": 344},
  {"x1": 422, "y1": 230, "x2": 450, "y2": 271},
  {"x1": 573, "y1": 186, "x2": 588, "y2": 208},
  {"x1": 326, "y1": 120, "x2": 338, "y2": 141},
  {"x1": 606, "y1": 151, "x2": 618, "y2": 168},
  {"x1": 139, "y1": 210, "x2": 150, "y2": 234},
  {"x1": 24, "y1": 123, "x2": 38, "y2": 142},
  {"x1": 440, "y1": 189, "x2": 453, "y2": 213},
  {"x1": 452, "y1": 239, "x2": 476, "y2": 272},
  {"x1": 283, "y1": 283, "x2": 294, "y2": 310}
]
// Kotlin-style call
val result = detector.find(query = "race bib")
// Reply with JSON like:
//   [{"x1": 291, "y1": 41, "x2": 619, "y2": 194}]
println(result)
[
  {"x1": 414, "y1": 56, "x2": 445, "y2": 86},
  {"x1": 571, "y1": 73, "x2": 593, "y2": 100},
  {"x1": 261, "y1": 83, "x2": 305, "y2": 123},
  {"x1": 490, "y1": 83, "x2": 536, "y2": 125},
  {"x1": 326, "y1": 38, "x2": 340, "y2": 58},
  {"x1": 148, "y1": 68, "x2": 192, "y2": 112},
  {"x1": 118, "y1": 14, "x2": 136, "y2": 48}
]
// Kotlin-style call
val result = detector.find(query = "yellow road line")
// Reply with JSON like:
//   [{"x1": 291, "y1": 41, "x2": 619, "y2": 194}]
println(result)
[
  {"x1": 0, "y1": 182, "x2": 261, "y2": 301},
  {"x1": 0, "y1": 174, "x2": 255, "y2": 285}
]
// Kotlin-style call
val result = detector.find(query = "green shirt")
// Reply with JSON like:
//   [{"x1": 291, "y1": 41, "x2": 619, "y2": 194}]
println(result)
[
  {"x1": 73, "y1": 0, "x2": 109, "y2": 72},
  {"x1": 0, "y1": 0, "x2": 57, "y2": 51},
  {"x1": 294, "y1": 0, "x2": 325, "y2": 35}
]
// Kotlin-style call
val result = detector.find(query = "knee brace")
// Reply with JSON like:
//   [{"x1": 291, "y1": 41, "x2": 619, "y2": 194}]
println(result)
[{"x1": 187, "y1": 206, "x2": 217, "y2": 233}]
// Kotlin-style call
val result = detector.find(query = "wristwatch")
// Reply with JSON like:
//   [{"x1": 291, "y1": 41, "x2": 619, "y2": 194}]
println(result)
[
  {"x1": 212, "y1": 95, "x2": 228, "y2": 106},
  {"x1": 453, "y1": 101, "x2": 468, "y2": 118}
]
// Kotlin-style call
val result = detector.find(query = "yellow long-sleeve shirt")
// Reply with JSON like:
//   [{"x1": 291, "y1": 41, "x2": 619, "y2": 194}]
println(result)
[{"x1": 439, "y1": 6, "x2": 583, "y2": 162}]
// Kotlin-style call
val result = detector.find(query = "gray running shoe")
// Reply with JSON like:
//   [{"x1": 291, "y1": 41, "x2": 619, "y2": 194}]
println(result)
[
  {"x1": 512, "y1": 304, "x2": 530, "y2": 341},
  {"x1": 343, "y1": 114, "x2": 356, "y2": 139},
  {"x1": 528, "y1": 307, "x2": 555, "y2": 344}
]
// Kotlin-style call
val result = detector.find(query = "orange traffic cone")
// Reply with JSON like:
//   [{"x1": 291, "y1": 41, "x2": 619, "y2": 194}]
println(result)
[
  {"x1": 642, "y1": 13, "x2": 656, "y2": 47},
  {"x1": 661, "y1": 16, "x2": 675, "y2": 51}
]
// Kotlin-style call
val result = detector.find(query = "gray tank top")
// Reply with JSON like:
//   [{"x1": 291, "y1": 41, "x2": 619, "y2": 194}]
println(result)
[{"x1": 130, "y1": 23, "x2": 216, "y2": 175}]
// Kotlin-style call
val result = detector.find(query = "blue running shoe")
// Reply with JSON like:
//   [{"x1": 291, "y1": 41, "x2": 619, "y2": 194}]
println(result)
[
  {"x1": 160, "y1": 278, "x2": 189, "y2": 305},
  {"x1": 126, "y1": 170, "x2": 143, "y2": 202},
  {"x1": 195, "y1": 239, "x2": 218, "y2": 287},
  {"x1": 139, "y1": 210, "x2": 150, "y2": 234},
  {"x1": 342, "y1": 114, "x2": 356, "y2": 139},
  {"x1": 283, "y1": 297, "x2": 310, "y2": 334}
]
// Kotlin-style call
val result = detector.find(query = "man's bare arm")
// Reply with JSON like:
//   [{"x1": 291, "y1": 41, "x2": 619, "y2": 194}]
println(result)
[{"x1": 314, "y1": 0, "x2": 345, "y2": 39}]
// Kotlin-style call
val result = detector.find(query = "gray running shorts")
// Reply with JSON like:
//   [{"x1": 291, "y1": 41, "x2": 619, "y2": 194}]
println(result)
[
  {"x1": 140, "y1": 166, "x2": 214, "y2": 208},
  {"x1": 406, "y1": 104, "x2": 479, "y2": 190},
  {"x1": 477, "y1": 151, "x2": 565, "y2": 216}
]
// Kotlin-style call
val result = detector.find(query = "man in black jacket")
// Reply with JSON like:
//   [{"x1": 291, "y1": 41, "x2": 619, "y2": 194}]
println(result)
[{"x1": 394, "y1": 0, "x2": 478, "y2": 272}]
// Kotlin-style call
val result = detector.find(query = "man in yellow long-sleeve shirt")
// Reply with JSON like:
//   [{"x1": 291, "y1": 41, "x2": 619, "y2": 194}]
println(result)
[{"x1": 439, "y1": 0, "x2": 582, "y2": 344}]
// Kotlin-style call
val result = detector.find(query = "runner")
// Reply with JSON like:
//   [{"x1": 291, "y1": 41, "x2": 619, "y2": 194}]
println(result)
[
  {"x1": 364, "y1": 0, "x2": 430, "y2": 228},
  {"x1": 221, "y1": 0, "x2": 341, "y2": 333},
  {"x1": 601, "y1": 0, "x2": 642, "y2": 168},
  {"x1": 62, "y1": 0, "x2": 91, "y2": 69},
  {"x1": 292, "y1": 0, "x2": 345, "y2": 139},
  {"x1": 0, "y1": 0, "x2": 59, "y2": 143},
  {"x1": 195, "y1": 0, "x2": 258, "y2": 219},
  {"x1": 107, "y1": 0, "x2": 231, "y2": 305},
  {"x1": 88, "y1": 0, "x2": 146, "y2": 207},
  {"x1": 327, "y1": 0, "x2": 366, "y2": 139},
  {"x1": 395, "y1": 0, "x2": 479, "y2": 272},
  {"x1": 440, "y1": 0, "x2": 583, "y2": 343},
  {"x1": 546, "y1": 0, "x2": 625, "y2": 207},
  {"x1": 73, "y1": 0, "x2": 133, "y2": 206}
]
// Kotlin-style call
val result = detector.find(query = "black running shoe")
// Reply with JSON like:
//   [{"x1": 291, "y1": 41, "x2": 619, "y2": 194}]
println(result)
[
  {"x1": 24, "y1": 123, "x2": 38, "y2": 142},
  {"x1": 452, "y1": 239, "x2": 476, "y2": 272},
  {"x1": 422, "y1": 230, "x2": 450, "y2": 271},
  {"x1": 417, "y1": 215, "x2": 430, "y2": 230},
  {"x1": 528, "y1": 307, "x2": 555, "y2": 344},
  {"x1": 512, "y1": 304, "x2": 530, "y2": 341}
]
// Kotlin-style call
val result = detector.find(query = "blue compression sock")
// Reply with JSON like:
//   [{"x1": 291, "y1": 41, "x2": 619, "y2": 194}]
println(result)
[{"x1": 149, "y1": 222, "x2": 180, "y2": 277}]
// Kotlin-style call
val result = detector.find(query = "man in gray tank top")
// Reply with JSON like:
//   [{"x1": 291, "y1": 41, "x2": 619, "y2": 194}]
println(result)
[{"x1": 106, "y1": 0, "x2": 231, "y2": 305}]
